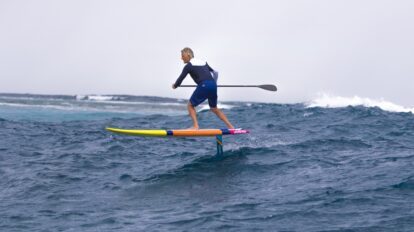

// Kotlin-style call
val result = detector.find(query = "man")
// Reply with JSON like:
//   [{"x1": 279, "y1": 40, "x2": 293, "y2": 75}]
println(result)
[{"x1": 172, "y1": 47, "x2": 234, "y2": 129}]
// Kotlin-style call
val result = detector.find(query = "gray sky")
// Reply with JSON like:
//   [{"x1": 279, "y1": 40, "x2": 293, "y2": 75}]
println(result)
[{"x1": 0, "y1": 0, "x2": 413, "y2": 106}]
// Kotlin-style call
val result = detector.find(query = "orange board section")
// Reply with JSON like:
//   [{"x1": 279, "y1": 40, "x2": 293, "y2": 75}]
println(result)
[{"x1": 172, "y1": 129, "x2": 223, "y2": 137}]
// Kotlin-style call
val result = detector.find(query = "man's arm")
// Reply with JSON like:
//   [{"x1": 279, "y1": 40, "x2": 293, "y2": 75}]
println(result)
[{"x1": 173, "y1": 64, "x2": 190, "y2": 88}]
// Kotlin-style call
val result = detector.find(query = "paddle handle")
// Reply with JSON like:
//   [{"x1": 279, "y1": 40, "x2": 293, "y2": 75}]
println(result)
[{"x1": 179, "y1": 84, "x2": 277, "y2": 92}]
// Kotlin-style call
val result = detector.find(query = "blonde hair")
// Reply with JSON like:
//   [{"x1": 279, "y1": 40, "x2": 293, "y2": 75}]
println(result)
[{"x1": 181, "y1": 47, "x2": 194, "y2": 58}]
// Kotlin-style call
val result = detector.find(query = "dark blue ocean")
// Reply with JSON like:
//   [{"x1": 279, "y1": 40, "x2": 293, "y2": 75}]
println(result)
[{"x1": 1, "y1": 93, "x2": 413, "y2": 231}]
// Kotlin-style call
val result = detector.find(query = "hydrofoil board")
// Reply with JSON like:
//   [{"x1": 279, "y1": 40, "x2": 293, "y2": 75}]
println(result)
[{"x1": 106, "y1": 127, "x2": 249, "y2": 137}]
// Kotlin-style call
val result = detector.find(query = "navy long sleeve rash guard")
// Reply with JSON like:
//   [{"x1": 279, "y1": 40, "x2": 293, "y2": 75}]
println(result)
[{"x1": 174, "y1": 59, "x2": 214, "y2": 88}]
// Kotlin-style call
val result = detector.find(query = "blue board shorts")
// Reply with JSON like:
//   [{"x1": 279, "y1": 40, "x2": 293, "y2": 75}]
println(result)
[{"x1": 189, "y1": 80, "x2": 217, "y2": 108}]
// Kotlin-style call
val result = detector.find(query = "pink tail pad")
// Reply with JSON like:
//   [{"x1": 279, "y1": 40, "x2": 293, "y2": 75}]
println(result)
[{"x1": 229, "y1": 129, "x2": 249, "y2": 134}]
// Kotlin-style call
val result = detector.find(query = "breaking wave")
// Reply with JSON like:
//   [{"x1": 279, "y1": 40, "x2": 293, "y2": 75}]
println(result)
[{"x1": 307, "y1": 93, "x2": 414, "y2": 113}]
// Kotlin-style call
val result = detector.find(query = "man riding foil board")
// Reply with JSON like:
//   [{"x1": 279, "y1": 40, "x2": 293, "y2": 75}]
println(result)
[{"x1": 172, "y1": 47, "x2": 234, "y2": 130}]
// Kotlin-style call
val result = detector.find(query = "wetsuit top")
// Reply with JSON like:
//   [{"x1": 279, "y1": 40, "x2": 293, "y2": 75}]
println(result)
[{"x1": 174, "y1": 58, "x2": 214, "y2": 88}]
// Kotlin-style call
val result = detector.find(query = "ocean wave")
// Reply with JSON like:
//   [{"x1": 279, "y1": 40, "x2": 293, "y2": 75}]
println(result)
[
  {"x1": 307, "y1": 93, "x2": 414, "y2": 113},
  {"x1": 392, "y1": 177, "x2": 414, "y2": 190},
  {"x1": 137, "y1": 145, "x2": 287, "y2": 184},
  {"x1": 140, "y1": 153, "x2": 239, "y2": 182},
  {"x1": 0, "y1": 93, "x2": 73, "y2": 101},
  {"x1": 0, "y1": 95, "x2": 45, "y2": 101},
  {"x1": 0, "y1": 101, "x2": 114, "y2": 112},
  {"x1": 198, "y1": 103, "x2": 236, "y2": 111},
  {"x1": 74, "y1": 94, "x2": 181, "y2": 103},
  {"x1": 77, "y1": 98, "x2": 185, "y2": 107},
  {"x1": 75, "y1": 95, "x2": 126, "y2": 101},
  {"x1": 74, "y1": 95, "x2": 188, "y2": 109},
  {"x1": 287, "y1": 138, "x2": 372, "y2": 155},
  {"x1": 0, "y1": 102, "x2": 32, "y2": 108},
  {"x1": 2, "y1": 94, "x2": 234, "y2": 112},
  {"x1": 0, "y1": 99, "x2": 187, "y2": 117}
]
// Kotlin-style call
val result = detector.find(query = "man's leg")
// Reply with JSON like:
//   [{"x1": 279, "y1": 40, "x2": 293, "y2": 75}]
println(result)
[
  {"x1": 210, "y1": 107, "x2": 234, "y2": 129},
  {"x1": 188, "y1": 102, "x2": 199, "y2": 129}
]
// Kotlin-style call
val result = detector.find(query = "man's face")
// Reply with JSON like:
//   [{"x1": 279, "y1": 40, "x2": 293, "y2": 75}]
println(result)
[{"x1": 181, "y1": 52, "x2": 191, "y2": 63}]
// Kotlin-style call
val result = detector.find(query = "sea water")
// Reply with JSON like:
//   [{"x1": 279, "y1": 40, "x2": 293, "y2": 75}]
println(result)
[{"x1": 0, "y1": 93, "x2": 413, "y2": 231}]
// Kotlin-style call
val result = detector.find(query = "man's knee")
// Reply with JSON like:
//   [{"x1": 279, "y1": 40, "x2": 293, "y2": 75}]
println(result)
[{"x1": 210, "y1": 107, "x2": 219, "y2": 113}]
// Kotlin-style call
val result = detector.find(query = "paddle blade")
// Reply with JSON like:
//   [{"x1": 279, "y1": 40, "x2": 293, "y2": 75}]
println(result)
[{"x1": 258, "y1": 85, "x2": 277, "y2": 91}]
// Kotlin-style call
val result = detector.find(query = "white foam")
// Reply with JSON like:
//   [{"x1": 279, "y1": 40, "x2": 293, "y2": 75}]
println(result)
[
  {"x1": 75, "y1": 95, "x2": 87, "y2": 100},
  {"x1": 307, "y1": 93, "x2": 414, "y2": 113},
  {"x1": 198, "y1": 103, "x2": 235, "y2": 112},
  {"x1": 0, "y1": 102, "x2": 32, "y2": 108},
  {"x1": 0, "y1": 102, "x2": 82, "y2": 111},
  {"x1": 75, "y1": 95, "x2": 125, "y2": 101},
  {"x1": 0, "y1": 96, "x2": 38, "y2": 101},
  {"x1": 74, "y1": 95, "x2": 185, "y2": 107}
]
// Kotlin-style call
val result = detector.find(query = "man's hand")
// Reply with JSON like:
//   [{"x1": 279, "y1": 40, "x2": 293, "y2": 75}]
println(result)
[{"x1": 172, "y1": 84, "x2": 177, "y2": 89}]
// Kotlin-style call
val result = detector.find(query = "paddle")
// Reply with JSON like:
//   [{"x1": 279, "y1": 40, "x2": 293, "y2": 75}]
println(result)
[{"x1": 179, "y1": 84, "x2": 277, "y2": 92}]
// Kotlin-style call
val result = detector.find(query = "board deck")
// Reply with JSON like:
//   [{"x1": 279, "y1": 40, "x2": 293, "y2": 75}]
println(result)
[{"x1": 106, "y1": 127, "x2": 249, "y2": 137}]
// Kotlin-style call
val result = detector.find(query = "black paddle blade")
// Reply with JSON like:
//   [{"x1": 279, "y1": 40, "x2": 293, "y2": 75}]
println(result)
[{"x1": 258, "y1": 85, "x2": 277, "y2": 91}]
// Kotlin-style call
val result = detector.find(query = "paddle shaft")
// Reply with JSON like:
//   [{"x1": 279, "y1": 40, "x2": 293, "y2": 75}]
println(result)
[{"x1": 179, "y1": 84, "x2": 277, "y2": 91}]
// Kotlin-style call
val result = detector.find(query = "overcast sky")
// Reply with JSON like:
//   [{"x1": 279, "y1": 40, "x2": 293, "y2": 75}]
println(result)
[{"x1": 0, "y1": 0, "x2": 413, "y2": 106}]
